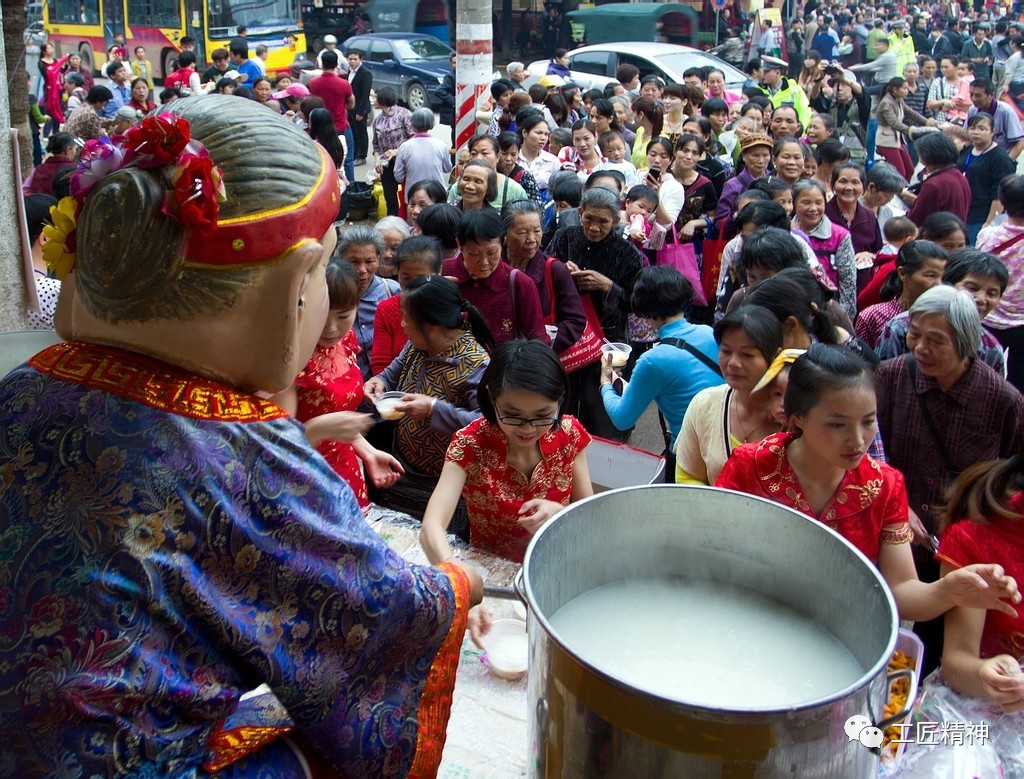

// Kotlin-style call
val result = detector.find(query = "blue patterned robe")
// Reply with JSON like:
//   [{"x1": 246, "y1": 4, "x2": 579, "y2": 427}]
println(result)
[{"x1": 0, "y1": 342, "x2": 468, "y2": 778}]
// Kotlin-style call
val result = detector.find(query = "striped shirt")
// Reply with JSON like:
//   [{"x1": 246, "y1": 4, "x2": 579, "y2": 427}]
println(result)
[{"x1": 394, "y1": 134, "x2": 452, "y2": 189}]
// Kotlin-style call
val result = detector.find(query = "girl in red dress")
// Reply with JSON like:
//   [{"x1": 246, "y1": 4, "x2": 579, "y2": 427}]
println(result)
[
  {"x1": 938, "y1": 458, "x2": 1024, "y2": 710},
  {"x1": 716, "y1": 343, "x2": 1019, "y2": 622},
  {"x1": 280, "y1": 260, "x2": 403, "y2": 508},
  {"x1": 420, "y1": 340, "x2": 594, "y2": 641}
]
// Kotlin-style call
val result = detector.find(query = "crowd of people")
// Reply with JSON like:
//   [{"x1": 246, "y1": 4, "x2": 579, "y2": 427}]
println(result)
[{"x1": 12, "y1": 2, "x2": 1024, "y2": 771}]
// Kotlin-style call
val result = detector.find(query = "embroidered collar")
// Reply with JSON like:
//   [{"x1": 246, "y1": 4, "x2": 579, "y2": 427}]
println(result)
[
  {"x1": 29, "y1": 341, "x2": 289, "y2": 422},
  {"x1": 753, "y1": 432, "x2": 885, "y2": 523}
]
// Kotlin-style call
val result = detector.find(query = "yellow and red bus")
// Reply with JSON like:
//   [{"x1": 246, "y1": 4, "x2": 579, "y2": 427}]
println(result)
[{"x1": 42, "y1": 0, "x2": 306, "y2": 80}]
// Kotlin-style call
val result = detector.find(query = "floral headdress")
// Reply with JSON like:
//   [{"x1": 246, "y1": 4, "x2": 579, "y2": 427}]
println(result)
[
  {"x1": 43, "y1": 114, "x2": 225, "y2": 280},
  {"x1": 43, "y1": 112, "x2": 340, "y2": 280}
]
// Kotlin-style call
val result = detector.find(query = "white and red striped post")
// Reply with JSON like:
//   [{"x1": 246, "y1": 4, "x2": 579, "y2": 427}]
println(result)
[{"x1": 454, "y1": 0, "x2": 492, "y2": 155}]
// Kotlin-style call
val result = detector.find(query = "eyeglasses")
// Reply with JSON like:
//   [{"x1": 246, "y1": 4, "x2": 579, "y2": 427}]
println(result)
[{"x1": 497, "y1": 414, "x2": 559, "y2": 428}]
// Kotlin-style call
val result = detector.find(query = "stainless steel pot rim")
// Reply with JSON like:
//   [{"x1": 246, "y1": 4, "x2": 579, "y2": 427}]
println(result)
[{"x1": 521, "y1": 484, "x2": 900, "y2": 716}]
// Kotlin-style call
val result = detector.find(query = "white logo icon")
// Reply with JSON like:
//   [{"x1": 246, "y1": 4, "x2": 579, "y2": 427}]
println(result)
[{"x1": 845, "y1": 715, "x2": 885, "y2": 749}]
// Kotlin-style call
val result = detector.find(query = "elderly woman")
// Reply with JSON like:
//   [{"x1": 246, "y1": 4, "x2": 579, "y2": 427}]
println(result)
[
  {"x1": 453, "y1": 160, "x2": 498, "y2": 213},
  {"x1": 826, "y1": 162, "x2": 884, "y2": 282},
  {"x1": 394, "y1": 107, "x2": 452, "y2": 194},
  {"x1": 905, "y1": 132, "x2": 973, "y2": 227},
  {"x1": 404, "y1": 179, "x2": 448, "y2": 236},
  {"x1": 877, "y1": 284, "x2": 1024, "y2": 674},
  {"x1": 792, "y1": 178, "x2": 857, "y2": 319},
  {"x1": 601, "y1": 266, "x2": 725, "y2": 478},
  {"x1": 372, "y1": 86, "x2": 414, "y2": 215},
  {"x1": 0, "y1": 96, "x2": 481, "y2": 775},
  {"x1": 546, "y1": 186, "x2": 645, "y2": 439},
  {"x1": 63, "y1": 85, "x2": 113, "y2": 141},
  {"x1": 501, "y1": 199, "x2": 587, "y2": 354},
  {"x1": 442, "y1": 208, "x2": 547, "y2": 343},
  {"x1": 448, "y1": 134, "x2": 528, "y2": 209},
  {"x1": 373, "y1": 215, "x2": 410, "y2": 279},
  {"x1": 336, "y1": 224, "x2": 401, "y2": 378},
  {"x1": 715, "y1": 133, "x2": 774, "y2": 236}
]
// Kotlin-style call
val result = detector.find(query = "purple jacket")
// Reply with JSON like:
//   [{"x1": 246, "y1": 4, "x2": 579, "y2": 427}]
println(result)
[
  {"x1": 504, "y1": 249, "x2": 587, "y2": 353},
  {"x1": 715, "y1": 169, "x2": 758, "y2": 224}
]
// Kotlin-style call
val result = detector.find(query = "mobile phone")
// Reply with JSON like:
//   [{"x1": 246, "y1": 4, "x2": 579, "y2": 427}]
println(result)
[{"x1": 648, "y1": 168, "x2": 661, "y2": 180}]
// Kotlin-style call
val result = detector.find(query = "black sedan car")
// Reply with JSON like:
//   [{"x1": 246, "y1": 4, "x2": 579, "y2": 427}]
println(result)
[{"x1": 343, "y1": 33, "x2": 452, "y2": 110}]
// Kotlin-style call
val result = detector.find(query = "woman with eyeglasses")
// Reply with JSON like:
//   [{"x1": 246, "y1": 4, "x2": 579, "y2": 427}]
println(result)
[{"x1": 421, "y1": 339, "x2": 593, "y2": 568}]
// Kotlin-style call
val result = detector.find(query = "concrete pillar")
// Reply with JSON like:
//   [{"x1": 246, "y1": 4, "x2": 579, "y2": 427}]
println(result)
[
  {"x1": 0, "y1": 3, "x2": 30, "y2": 334},
  {"x1": 454, "y1": 0, "x2": 492, "y2": 154}
]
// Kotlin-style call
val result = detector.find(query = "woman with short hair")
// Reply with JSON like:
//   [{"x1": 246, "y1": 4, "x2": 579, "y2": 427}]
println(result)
[
  {"x1": 394, "y1": 107, "x2": 452, "y2": 194},
  {"x1": 546, "y1": 186, "x2": 646, "y2": 439},
  {"x1": 906, "y1": 132, "x2": 972, "y2": 226},
  {"x1": 372, "y1": 86, "x2": 414, "y2": 215}
]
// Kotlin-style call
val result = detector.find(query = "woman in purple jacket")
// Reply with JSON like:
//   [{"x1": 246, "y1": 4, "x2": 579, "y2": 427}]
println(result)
[{"x1": 502, "y1": 199, "x2": 587, "y2": 353}]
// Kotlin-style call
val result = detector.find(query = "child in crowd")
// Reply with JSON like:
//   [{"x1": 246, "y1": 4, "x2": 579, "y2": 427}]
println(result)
[
  {"x1": 597, "y1": 130, "x2": 638, "y2": 186},
  {"x1": 932, "y1": 455, "x2": 1024, "y2": 775},
  {"x1": 622, "y1": 184, "x2": 662, "y2": 255},
  {"x1": 856, "y1": 216, "x2": 919, "y2": 310}
]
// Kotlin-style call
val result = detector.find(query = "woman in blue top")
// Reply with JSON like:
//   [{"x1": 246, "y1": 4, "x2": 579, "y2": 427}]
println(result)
[{"x1": 600, "y1": 266, "x2": 725, "y2": 480}]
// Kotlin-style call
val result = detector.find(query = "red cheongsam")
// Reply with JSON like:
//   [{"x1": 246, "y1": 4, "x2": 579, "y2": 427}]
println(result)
[
  {"x1": 295, "y1": 330, "x2": 368, "y2": 506},
  {"x1": 715, "y1": 431, "x2": 912, "y2": 564},
  {"x1": 937, "y1": 493, "x2": 1024, "y2": 660}
]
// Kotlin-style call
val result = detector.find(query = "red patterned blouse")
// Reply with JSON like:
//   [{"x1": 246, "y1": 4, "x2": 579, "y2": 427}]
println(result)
[
  {"x1": 445, "y1": 415, "x2": 592, "y2": 562},
  {"x1": 294, "y1": 330, "x2": 368, "y2": 506},
  {"x1": 937, "y1": 493, "x2": 1024, "y2": 660},
  {"x1": 715, "y1": 431, "x2": 912, "y2": 563}
]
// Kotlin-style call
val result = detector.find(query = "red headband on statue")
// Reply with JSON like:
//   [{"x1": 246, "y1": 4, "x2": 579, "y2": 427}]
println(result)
[{"x1": 184, "y1": 145, "x2": 340, "y2": 268}]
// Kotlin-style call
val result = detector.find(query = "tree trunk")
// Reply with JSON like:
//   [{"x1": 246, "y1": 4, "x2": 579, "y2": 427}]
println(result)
[{"x1": 3, "y1": 0, "x2": 34, "y2": 175}]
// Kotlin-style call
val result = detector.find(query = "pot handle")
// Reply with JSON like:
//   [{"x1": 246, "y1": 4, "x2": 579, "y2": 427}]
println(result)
[
  {"x1": 875, "y1": 668, "x2": 919, "y2": 732},
  {"x1": 512, "y1": 568, "x2": 527, "y2": 604}
]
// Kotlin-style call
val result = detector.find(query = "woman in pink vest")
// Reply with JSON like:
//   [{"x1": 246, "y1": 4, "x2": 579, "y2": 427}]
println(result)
[{"x1": 792, "y1": 179, "x2": 857, "y2": 319}]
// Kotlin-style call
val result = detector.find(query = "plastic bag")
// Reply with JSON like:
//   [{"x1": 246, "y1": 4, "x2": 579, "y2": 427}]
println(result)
[{"x1": 893, "y1": 670, "x2": 1024, "y2": 778}]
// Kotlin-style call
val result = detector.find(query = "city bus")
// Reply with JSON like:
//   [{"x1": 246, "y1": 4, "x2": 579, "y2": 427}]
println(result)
[{"x1": 41, "y1": 0, "x2": 306, "y2": 81}]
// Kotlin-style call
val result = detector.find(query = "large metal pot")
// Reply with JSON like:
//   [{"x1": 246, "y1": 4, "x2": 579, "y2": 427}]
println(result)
[{"x1": 518, "y1": 485, "x2": 916, "y2": 778}]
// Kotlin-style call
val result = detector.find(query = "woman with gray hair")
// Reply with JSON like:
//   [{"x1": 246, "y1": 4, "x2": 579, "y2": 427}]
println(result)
[
  {"x1": 877, "y1": 284, "x2": 1024, "y2": 675},
  {"x1": 336, "y1": 224, "x2": 401, "y2": 378},
  {"x1": 394, "y1": 107, "x2": 452, "y2": 194},
  {"x1": 501, "y1": 198, "x2": 586, "y2": 353},
  {"x1": 373, "y1": 215, "x2": 410, "y2": 278},
  {"x1": 545, "y1": 185, "x2": 646, "y2": 440}
]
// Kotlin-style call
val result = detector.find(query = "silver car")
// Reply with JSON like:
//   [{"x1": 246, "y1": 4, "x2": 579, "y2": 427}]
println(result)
[{"x1": 526, "y1": 42, "x2": 747, "y2": 93}]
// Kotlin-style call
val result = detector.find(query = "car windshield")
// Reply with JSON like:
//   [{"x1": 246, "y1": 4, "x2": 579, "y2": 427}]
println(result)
[
  {"x1": 208, "y1": 0, "x2": 299, "y2": 37},
  {"x1": 393, "y1": 37, "x2": 451, "y2": 61},
  {"x1": 657, "y1": 52, "x2": 746, "y2": 86}
]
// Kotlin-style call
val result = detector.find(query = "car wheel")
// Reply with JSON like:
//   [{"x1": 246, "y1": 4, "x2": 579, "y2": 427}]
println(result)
[
  {"x1": 405, "y1": 82, "x2": 427, "y2": 110},
  {"x1": 162, "y1": 48, "x2": 177, "y2": 82}
]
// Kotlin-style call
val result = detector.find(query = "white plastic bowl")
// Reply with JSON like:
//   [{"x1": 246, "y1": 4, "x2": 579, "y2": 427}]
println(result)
[
  {"x1": 373, "y1": 391, "x2": 407, "y2": 421},
  {"x1": 482, "y1": 619, "x2": 529, "y2": 680},
  {"x1": 600, "y1": 342, "x2": 632, "y2": 368}
]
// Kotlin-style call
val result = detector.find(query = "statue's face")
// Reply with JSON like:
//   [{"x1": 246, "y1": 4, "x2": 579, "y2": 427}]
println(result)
[{"x1": 295, "y1": 227, "x2": 336, "y2": 372}]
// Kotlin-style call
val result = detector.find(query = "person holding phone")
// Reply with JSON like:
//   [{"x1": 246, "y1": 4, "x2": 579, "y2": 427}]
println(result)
[{"x1": 637, "y1": 137, "x2": 685, "y2": 227}]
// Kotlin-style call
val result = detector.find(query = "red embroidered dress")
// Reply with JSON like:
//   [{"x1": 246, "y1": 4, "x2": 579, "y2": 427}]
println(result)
[
  {"x1": 295, "y1": 330, "x2": 368, "y2": 506},
  {"x1": 445, "y1": 415, "x2": 592, "y2": 562},
  {"x1": 937, "y1": 493, "x2": 1024, "y2": 660},
  {"x1": 715, "y1": 431, "x2": 912, "y2": 563}
]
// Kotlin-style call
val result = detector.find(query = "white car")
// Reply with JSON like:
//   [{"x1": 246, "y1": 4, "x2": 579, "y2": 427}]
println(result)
[{"x1": 526, "y1": 42, "x2": 747, "y2": 94}]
